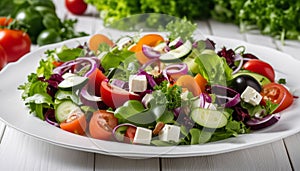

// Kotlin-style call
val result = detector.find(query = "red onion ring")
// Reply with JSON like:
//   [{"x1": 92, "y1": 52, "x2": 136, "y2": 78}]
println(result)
[
  {"x1": 232, "y1": 53, "x2": 244, "y2": 75},
  {"x1": 53, "y1": 57, "x2": 98, "y2": 77},
  {"x1": 112, "y1": 123, "x2": 137, "y2": 142},
  {"x1": 163, "y1": 63, "x2": 188, "y2": 81},
  {"x1": 142, "y1": 45, "x2": 161, "y2": 59},
  {"x1": 211, "y1": 85, "x2": 241, "y2": 108},
  {"x1": 45, "y1": 109, "x2": 59, "y2": 127},
  {"x1": 246, "y1": 113, "x2": 280, "y2": 130}
]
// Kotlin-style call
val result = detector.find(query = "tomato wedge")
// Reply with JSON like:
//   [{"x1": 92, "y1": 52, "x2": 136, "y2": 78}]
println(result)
[
  {"x1": 60, "y1": 114, "x2": 87, "y2": 135},
  {"x1": 124, "y1": 126, "x2": 136, "y2": 143},
  {"x1": 89, "y1": 110, "x2": 118, "y2": 140},
  {"x1": 87, "y1": 68, "x2": 107, "y2": 96},
  {"x1": 261, "y1": 83, "x2": 294, "y2": 113},
  {"x1": 243, "y1": 59, "x2": 275, "y2": 82},
  {"x1": 100, "y1": 80, "x2": 141, "y2": 109}
]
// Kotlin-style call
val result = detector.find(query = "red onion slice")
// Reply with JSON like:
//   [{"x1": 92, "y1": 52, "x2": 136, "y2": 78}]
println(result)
[
  {"x1": 246, "y1": 113, "x2": 281, "y2": 130},
  {"x1": 142, "y1": 45, "x2": 161, "y2": 59},
  {"x1": 168, "y1": 37, "x2": 184, "y2": 48},
  {"x1": 232, "y1": 53, "x2": 244, "y2": 75},
  {"x1": 112, "y1": 123, "x2": 137, "y2": 142},
  {"x1": 45, "y1": 109, "x2": 59, "y2": 127},
  {"x1": 211, "y1": 85, "x2": 241, "y2": 108},
  {"x1": 164, "y1": 63, "x2": 188, "y2": 81},
  {"x1": 53, "y1": 57, "x2": 98, "y2": 77}
]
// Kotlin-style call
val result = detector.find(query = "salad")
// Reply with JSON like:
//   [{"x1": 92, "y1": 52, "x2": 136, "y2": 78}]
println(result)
[{"x1": 19, "y1": 26, "x2": 295, "y2": 146}]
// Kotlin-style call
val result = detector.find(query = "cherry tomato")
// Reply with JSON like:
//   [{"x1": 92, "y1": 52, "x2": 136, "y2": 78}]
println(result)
[
  {"x1": 243, "y1": 59, "x2": 275, "y2": 82},
  {"x1": 124, "y1": 126, "x2": 136, "y2": 143},
  {"x1": 60, "y1": 113, "x2": 87, "y2": 135},
  {"x1": 87, "y1": 68, "x2": 107, "y2": 96},
  {"x1": 65, "y1": 0, "x2": 88, "y2": 15},
  {"x1": 261, "y1": 83, "x2": 294, "y2": 113},
  {"x1": 89, "y1": 110, "x2": 118, "y2": 140},
  {"x1": 100, "y1": 80, "x2": 141, "y2": 109},
  {"x1": 0, "y1": 45, "x2": 7, "y2": 70},
  {"x1": 0, "y1": 29, "x2": 31, "y2": 63}
]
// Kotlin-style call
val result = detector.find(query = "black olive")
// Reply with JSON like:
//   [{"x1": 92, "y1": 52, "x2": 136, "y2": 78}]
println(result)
[{"x1": 231, "y1": 75, "x2": 262, "y2": 94}]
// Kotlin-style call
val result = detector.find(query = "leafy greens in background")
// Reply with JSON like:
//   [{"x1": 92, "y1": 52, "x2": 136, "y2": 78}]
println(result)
[{"x1": 85, "y1": 0, "x2": 300, "y2": 42}]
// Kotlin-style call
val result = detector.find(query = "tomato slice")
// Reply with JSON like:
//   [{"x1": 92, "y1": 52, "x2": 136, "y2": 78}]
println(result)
[
  {"x1": 87, "y1": 68, "x2": 107, "y2": 96},
  {"x1": 60, "y1": 114, "x2": 87, "y2": 135},
  {"x1": 261, "y1": 83, "x2": 294, "y2": 113},
  {"x1": 243, "y1": 59, "x2": 275, "y2": 82},
  {"x1": 100, "y1": 80, "x2": 141, "y2": 109},
  {"x1": 89, "y1": 110, "x2": 118, "y2": 140},
  {"x1": 124, "y1": 126, "x2": 136, "y2": 143}
]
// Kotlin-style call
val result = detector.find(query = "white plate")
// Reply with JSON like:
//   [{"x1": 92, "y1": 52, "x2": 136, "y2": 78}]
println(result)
[{"x1": 0, "y1": 35, "x2": 299, "y2": 158}]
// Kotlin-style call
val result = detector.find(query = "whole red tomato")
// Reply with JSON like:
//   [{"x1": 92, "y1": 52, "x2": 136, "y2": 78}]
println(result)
[
  {"x1": 0, "y1": 45, "x2": 7, "y2": 70},
  {"x1": 0, "y1": 29, "x2": 31, "y2": 63},
  {"x1": 65, "y1": 0, "x2": 88, "y2": 15}
]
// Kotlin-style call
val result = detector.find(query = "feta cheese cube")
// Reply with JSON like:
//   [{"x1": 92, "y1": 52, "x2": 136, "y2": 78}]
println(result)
[
  {"x1": 241, "y1": 86, "x2": 262, "y2": 106},
  {"x1": 159, "y1": 124, "x2": 181, "y2": 142},
  {"x1": 129, "y1": 75, "x2": 147, "y2": 92},
  {"x1": 133, "y1": 127, "x2": 152, "y2": 145}
]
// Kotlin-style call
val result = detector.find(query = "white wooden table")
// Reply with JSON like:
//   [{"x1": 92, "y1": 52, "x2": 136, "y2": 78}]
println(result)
[{"x1": 1, "y1": 1, "x2": 300, "y2": 170}]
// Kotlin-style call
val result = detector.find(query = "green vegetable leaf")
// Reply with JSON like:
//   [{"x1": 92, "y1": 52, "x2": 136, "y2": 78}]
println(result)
[
  {"x1": 189, "y1": 128, "x2": 212, "y2": 144},
  {"x1": 36, "y1": 57, "x2": 55, "y2": 79},
  {"x1": 194, "y1": 52, "x2": 233, "y2": 85},
  {"x1": 101, "y1": 48, "x2": 135, "y2": 72},
  {"x1": 25, "y1": 93, "x2": 53, "y2": 105}
]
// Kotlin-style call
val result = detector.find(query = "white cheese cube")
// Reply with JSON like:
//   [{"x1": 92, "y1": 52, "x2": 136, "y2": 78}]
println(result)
[
  {"x1": 129, "y1": 75, "x2": 147, "y2": 92},
  {"x1": 159, "y1": 124, "x2": 181, "y2": 142},
  {"x1": 133, "y1": 127, "x2": 152, "y2": 145},
  {"x1": 241, "y1": 86, "x2": 262, "y2": 106}
]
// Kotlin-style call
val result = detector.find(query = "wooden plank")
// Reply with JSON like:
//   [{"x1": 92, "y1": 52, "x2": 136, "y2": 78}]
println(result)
[
  {"x1": 94, "y1": 154, "x2": 159, "y2": 171},
  {"x1": 161, "y1": 141, "x2": 291, "y2": 171},
  {"x1": 208, "y1": 20, "x2": 245, "y2": 40},
  {"x1": 284, "y1": 133, "x2": 300, "y2": 170},
  {"x1": 0, "y1": 127, "x2": 94, "y2": 171}
]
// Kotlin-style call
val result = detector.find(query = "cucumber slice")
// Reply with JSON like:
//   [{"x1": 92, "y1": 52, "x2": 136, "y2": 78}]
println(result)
[
  {"x1": 55, "y1": 100, "x2": 80, "y2": 123},
  {"x1": 191, "y1": 108, "x2": 228, "y2": 129},
  {"x1": 159, "y1": 40, "x2": 192, "y2": 62},
  {"x1": 58, "y1": 75, "x2": 88, "y2": 90}
]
